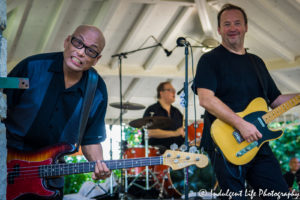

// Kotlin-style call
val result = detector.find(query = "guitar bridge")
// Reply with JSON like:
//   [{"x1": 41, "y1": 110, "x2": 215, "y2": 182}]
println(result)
[{"x1": 236, "y1": 141, "x2": 258, "y2": 157}]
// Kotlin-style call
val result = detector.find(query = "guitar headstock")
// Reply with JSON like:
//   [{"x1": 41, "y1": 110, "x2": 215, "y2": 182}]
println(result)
[{"x1": 162, "y1": 150, "x2": 208, "y2": 170}]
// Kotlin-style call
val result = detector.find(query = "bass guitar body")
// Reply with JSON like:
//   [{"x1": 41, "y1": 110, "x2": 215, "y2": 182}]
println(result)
[{"x1": 7, "y1": 143, "x2": 74, "y2": 200}]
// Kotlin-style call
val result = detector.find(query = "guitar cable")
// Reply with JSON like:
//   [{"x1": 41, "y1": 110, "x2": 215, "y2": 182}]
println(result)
[{"x1": 218, "y1": 147, "x2": 243, "y2": 183}]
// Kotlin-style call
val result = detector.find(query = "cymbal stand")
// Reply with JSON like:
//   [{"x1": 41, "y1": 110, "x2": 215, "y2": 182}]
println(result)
[
  {"x1": 111, "y1": 42, "x2": 167, "y2": 198},
  {"x1": 126, "y1": 128, "x2": 161, "y2": 193},
  {"x1": 109, "y1": 137, "x2": 114, "y2": 196},
  {"x1": 143, "y1": 124, "x2": 161, "y2": 191},
  {"x1": 144, "y1": 128, "x2": 150, "y2": 190},
  {"x1": 158, "y1": 176, "x2": 165, "y2": 199},
  {"x1": 110, "y1": 53, "x2": 127, "y2": 199}
]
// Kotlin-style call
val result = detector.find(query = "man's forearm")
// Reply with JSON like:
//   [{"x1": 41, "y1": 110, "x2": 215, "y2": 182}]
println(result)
[{"x1": 82, "y1": 143, "x2": 104, "y2": 161}]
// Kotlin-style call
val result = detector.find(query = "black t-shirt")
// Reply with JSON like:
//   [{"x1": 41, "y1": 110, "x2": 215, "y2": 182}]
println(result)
[
  {"x1": 283, "y1": 170, "x2": 300, "y2": 188},
  {"x1": 192, "y1": 45, "x2": 281, "y2": 150},
  {"x1": 143, "y1": 102, "x2": 184, "y2": 149}
]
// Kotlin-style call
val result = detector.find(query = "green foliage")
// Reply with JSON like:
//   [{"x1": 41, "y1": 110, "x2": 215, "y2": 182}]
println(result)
[
  {"x1": 63, "y1": 125, "x2": 139, "y2": 194},
  {"x1": 63, "y1": 154, "x2": 120, "y2": 195},
  {"x1": 269, "y1": 122, "x2": 300, "y2": 173},
  {"x1": 123, "y1": 125, "x2": 142, "y2": 146},
  {"x1": 63, "y1": 155, "x2": 95, "y2": 194}
]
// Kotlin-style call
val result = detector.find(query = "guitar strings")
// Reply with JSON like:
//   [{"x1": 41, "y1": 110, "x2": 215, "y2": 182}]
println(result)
[
  {"x1": 7, "y1": 156, "x2": 198, "y2": 181},
  {"x1": 8, "y1": 157, "x2": 163, "y2": 179}
]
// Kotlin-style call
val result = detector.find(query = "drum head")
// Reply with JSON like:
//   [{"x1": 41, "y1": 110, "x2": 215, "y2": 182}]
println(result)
[{"x1": 169, "y1": 163, "x2": 216, "y2": 194}]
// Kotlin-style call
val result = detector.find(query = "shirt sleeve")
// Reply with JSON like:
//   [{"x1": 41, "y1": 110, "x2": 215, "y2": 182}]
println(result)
[
  {"x1": 192, "y1": 53, "x2": 217, "y2": 95},
  {"x1": 81, "y1": 76, "x2": 108, "y2": 145}
]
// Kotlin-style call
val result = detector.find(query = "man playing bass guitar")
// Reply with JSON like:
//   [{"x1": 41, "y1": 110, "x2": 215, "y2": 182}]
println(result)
[{"x1": 4, "y1": 25, "x2": 110, "y2": 199}]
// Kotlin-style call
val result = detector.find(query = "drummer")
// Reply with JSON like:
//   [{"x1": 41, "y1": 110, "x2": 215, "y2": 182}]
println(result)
[{"x1": 143, "y1": 81, "x2": 185, "y2": 152}]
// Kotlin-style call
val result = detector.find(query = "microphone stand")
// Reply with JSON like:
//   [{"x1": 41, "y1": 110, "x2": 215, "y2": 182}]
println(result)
[
  {"x1": 111, "y1": 43, "x2": 163, "y2": 59},
  {"x1": 182, "y1": 42, "x2": 190, "y2": 200},
  {"x1": 111, "y1": 42, "x2": 165, "y2": 199}
]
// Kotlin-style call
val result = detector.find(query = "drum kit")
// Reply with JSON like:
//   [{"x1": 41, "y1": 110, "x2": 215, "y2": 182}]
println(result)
[{"x1": 109, "y1": 101, "x2": 217, "y2": 199}]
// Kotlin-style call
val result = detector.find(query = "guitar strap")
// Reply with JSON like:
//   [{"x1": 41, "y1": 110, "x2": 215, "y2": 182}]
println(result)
[
  {"x1": 248, "y1": 54, "x2": 270, "y2": 105},
  {"x1": 75, "y1": 68, "x2": 98, "y2": 152}
]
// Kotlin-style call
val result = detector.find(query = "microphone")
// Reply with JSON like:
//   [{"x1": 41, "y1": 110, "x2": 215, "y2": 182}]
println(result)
[
  {"x1": 177, "y1": 87, "x2": 184, "y2": 95},
  {"x1": 176, "y1": 37, "x2": 189, "y2": 47},
  {"x1": 158, "y1": 43, "x2": 172, "y2": 57},
  {"x1": 150, "y1": 36, "x2": 173, "y2": 57},
  {"x1": 177, "y1": 80, "x2": 194, "y2": 95},
  {"x1": 163, "y1": 48, "x2": 172, "y2": 56}
]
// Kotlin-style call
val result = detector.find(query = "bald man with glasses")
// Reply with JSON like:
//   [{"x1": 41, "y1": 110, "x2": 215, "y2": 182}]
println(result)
[{"x1": 5, "y1": 25, "x2": 110, "y2": 199}]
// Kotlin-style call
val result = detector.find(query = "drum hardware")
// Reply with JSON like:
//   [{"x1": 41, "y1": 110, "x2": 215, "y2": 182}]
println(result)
[
  {"x1": 188, "y1": 122, "x2": 203, "y2": 147},
  {"x1": 158, "y1": 175, "x2": 166, "y2": 199},
  {"x1": 124, "y1": 166, "x2": 128, "y2": 193},
  {"x1": 109, "y1": 138, "x2": 114, "y2": 196},
  {"x1": 170, "y1": 143, "x2": 179, "y2": 151},
  {"x1": 123, "y1": 128, "x2": 162, "y2": 194},
  {"x1": 126, "y1": 116, "x2": 175, "y2": 195},
  {"x1": 127, "y1": 168, "x2": 160, "y2": 190},
  {"x1": 189, "y1": 146, "x2": 199, "y2": 154},
  {"x1": 144, "y1": 130, "x2": 150, "y2": 190},
  {"x1": 111, "y1": 40, "x2": 171, "y2": 200},
  {"x1": 179, "y1": 144, "x2": 188, "y2": 152}
]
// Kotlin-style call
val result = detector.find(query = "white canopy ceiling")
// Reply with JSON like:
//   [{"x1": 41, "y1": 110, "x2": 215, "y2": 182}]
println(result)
[{"x1": 4, "y1": 0, "x2": 300, "y2": 125}]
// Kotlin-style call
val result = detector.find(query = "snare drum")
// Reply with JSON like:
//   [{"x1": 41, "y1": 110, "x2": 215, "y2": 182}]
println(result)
[{"x1": 123, "y1": 146, "x2": 160, "y2": 177}]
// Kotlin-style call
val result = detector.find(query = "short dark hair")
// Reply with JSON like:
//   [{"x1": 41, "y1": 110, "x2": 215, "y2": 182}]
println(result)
[
  {"x1": 157, "y1": 81, "x2": 171, "y2": 99},
  {"x1": 217, "y1": 3, "x2": 248, "y2": 27}
]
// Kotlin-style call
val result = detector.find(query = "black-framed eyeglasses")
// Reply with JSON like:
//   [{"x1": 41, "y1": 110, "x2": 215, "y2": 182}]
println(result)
[
  {"x1": 163, "y1": 88, "x2": 176, "y2": 93},
  {"x1": 71, "y1": 36, "x2": 100, "y2": 58}
]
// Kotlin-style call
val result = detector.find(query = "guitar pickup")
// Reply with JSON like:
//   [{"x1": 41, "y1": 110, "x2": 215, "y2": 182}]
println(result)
[
  {"x1": 233, "y1": 130, "x2": 244, "y2": 143},
  {"x1": 236, "y1": 141, "x2": 258, "y2": 157}
]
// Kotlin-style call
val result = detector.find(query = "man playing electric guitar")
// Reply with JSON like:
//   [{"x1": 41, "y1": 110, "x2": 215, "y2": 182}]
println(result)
[
  {"x1": 192, "y1": 3, "x2": 300, "y2": 200},
  {"x1": 4, "y1": 25, "x2": 110, "y2": 199}
]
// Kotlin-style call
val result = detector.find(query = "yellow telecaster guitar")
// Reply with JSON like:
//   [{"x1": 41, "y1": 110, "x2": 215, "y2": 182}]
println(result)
[{"x1": 211, "y1": 95, "x2": 300, "y2": 165}]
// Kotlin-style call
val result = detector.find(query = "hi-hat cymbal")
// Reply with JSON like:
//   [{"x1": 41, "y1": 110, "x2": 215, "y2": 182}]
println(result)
[
  {"x1": 129, "y1": 116, "x2": 172, "y2": 129},
  {"x1": 109, "y1": 102, "x2": 145, "y2": 110}
]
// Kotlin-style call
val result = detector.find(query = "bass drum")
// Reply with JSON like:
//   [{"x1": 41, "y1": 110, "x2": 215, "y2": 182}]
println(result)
[
  {"x1": 169, "y1": 163, "x2": 217, "y2": 195},
  {"x1": 123, "y1": 146, "x2": 160, "y2": 177},
  {"x1": 153, "y1": 162, "x2": 216, "y2": 198}
]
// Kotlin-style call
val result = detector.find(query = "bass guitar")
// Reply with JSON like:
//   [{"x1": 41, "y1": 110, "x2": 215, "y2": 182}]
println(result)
[
  {"x1": 211, "y1": 95, "x2": 300, "y2": 165},
  {"x1": 7, "y1": 143, "x2": 208, "y2": 200}
]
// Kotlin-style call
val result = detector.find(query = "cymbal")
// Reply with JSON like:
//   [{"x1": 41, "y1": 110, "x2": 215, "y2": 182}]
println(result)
[
  {"x1": 129, "y1": 116, "x2": 172, "y2": 129},
  {"x1": 109, "y1": 102, "x2": 145, "y2": 110}
]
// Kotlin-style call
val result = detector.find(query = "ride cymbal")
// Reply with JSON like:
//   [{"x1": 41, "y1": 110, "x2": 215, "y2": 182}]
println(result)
[{"x1": 109, "y1": 102, "x2": 145, "y2": 110}]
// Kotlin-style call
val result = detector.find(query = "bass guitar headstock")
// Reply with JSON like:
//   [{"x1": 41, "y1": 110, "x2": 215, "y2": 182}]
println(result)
[{"x1": 162, "y1": 150, "x2": 208, "y2": 170}]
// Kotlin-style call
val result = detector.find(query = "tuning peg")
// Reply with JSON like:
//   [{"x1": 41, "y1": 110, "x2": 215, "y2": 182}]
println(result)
[
  {"x1": 179, "y1": 144, "x2": 187, "y2": 152},
  {"x1": 170, "y1": 143, "x2": 178, "y2": 151},
  {"x1": 189, "y1": 146, "x2": 199, "y2": 154}
]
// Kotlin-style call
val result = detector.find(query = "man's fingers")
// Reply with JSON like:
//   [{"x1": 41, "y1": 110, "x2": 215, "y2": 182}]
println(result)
[{"x1": 94, "y1": 160, "x2": 111, "y2": 180}]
